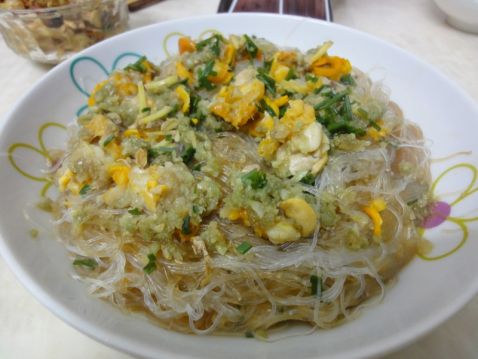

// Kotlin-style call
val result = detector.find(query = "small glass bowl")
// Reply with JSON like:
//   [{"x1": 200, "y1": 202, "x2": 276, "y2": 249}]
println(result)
[{"x1": 0, "y1": 0, "x2": 129, "y2": 64}]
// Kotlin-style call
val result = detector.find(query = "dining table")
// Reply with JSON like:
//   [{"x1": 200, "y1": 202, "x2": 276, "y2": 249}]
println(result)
[{"x1": 0, "y1": 0, "x2": 477, "y2": 358}]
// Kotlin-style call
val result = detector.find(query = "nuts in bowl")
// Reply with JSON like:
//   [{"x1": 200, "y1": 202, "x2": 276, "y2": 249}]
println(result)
[{"x1": 0, "y1": 0, "x2": 129, "y2": 64}]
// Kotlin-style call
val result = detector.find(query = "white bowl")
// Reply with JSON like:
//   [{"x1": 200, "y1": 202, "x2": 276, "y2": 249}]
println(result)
[
  {"x1": 1, "y1": 13, "x2": 478, "y2": 359},
  {"x1": 434, "y1": 0, "x2": 478, "y2": 33}
]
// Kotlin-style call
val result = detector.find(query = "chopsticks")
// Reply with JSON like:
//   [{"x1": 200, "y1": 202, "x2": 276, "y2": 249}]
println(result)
[{"x1": 217, "y1": 0, "x2": 333, "y2": 21}]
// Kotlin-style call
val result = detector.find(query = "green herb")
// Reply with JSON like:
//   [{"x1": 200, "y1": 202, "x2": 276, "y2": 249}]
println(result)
[
  {"x1": 189, "y1": 93, "x2": 201, "y2": 114},
  {"x1": 245, "y1": 331, "x2": 254, "y2": 338},
  {"x1": 257, "y1": 69, "x2": 276, "y2": 95},
  {"x1": 128, "y1": 208, "x2": 142, "y2": 215},
  {"x1": 261, "y1": 59, "x2": 273, "y2": 73},
  {"x1": 285, "y1": 68, "x2": 297, "y2": 80},
  {"x1": 196, "y1": 34, "x2": 223, "y2": 56},
  {"x1": 181, "y1": 215, "x2": 191, "y2": 235},
  {"x1": 313, "y1": 84, "x2": 333, "y2": 95},
  {"x1": 310, "y1": 275, "x2": 322, "y2": 296},
  {"x1": 73, "y1": 258, "x2": 97, "y2": 270},
  {"x1": 148, "y1": 146, "x2": 175, "y2": 163},
  {"x1": 102, "y1": 134, "x2": 115, "y2": 147},
  {"x1": 369, "y1": 120, "x2": 382, "y2": 131},
  {"x1": 197, "y1": 60, "x2": 217, "y2": 90},
  {"x1": 278, "y1": 105, "x2": 288, "y2": 118},
  {"x1": 181, "y1": 146, "x2": 196, "y2": 165},
  {"x1": 192, "y1": 205, "x2": 200, "y2": 214},
  {"x1": 143, "y1": 253, "x2": 157, "y2": 274},
  {"x1": 314, "y1": 90, "x2": 350, "y2": 111},
  {"x1": 356, "y1": 107, "x2": 368, "y2": 120},
  {"x1": 305, "y1": 73, "x2": 318, "y2": 83},
  {"x1": 300, "y1": 173, "x2": 316, "y2": 186},
  {"x1": 125, "y1": 56, "x2": 147, "y2": 73},
  {"x1": 141, "y1": 107, "x2": 151, "y2": 113},
  {"x1": 244, "y1": 34, "x2": 258, "y2": 58},
  {"x1": 259, "y1": 99, "x2": 277, "y2": 117},
  {"x1": 340, "y1": 74, "x2": 355, "y2": 86},
  {"x1": 138, "y1": 106, "x2": 173, "y2": 124},
  {"x1": 241, "y1": 169, "x2": 267, "y2": 189},
  {"x1": 192, "y1": 163, "x2": 202, "y2": 171},
  {"x1": 170, "y1": 103, "x2": 180, "y2": 115},
  {"x1": 148, "y1": 146, "x2": 175, "y2": 159},
  {"x1": 343, "y1": 95, "x2": 353, "y2": 122},
  {"x1": 236, "y1": 241, "x2": 252, "y2": 254},
  {"x1": 165, "y1": 134, "x2": 173, "y2": 142},
  {"x1": 79, "y1": 184, "x2": 91, "y2": 196},
  {"x1": 327, "y1": 121, "x2": 365, "y2": 136}
]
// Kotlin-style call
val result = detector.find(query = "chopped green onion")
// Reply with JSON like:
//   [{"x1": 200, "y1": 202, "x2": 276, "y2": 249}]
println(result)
[
  {"x1": 369, "y1": 120, "x2": 381, "y2": 131},
  {"x1": 196, "y1": 34, "x2": 223, "y2": 56},
  {"x1": 259, "y1": 99, "x2": 277, "y2": 117},
  {"x1": 310, "y1": 274, "x2": 322, "y2": 296},
  {"x1": 73, "y1": 258, "x2": 97, "y2": 269},
  {"x1": 155, "y1": 146, "x2": 175, "y2": 153},
  {"x1": 244, "y1": 34, "x2": 258, "y2": 58},
  {"x1": 356, "y1": 107, "x2": 369, "y2": 120},
  {"x1": 128, "y1": 208, "x2": 142, "y2": 215},
  {"x1": 241, "y1": 169, "x2": 267, "y2": 189},
  {"x1": 192, "y1": 205, "x2": 200, "y2": 214},
  {"x1": 141, "y1": 107, "x2": 151, "y2": 113},
  {"x1": 327, "y1": 121, "x2": 365, "y2": 136},
  {"x1": 261, "y1": 59, "x2": 273, "y2": 73},
  {"x1": 137, "y1": 81, "x2": 147, "y2": 113},
  {"x1": 285, "y1": 68, "x2": 297, "y2": 80},
  {"x1": 305, "y1": 73, "x2": 318, "y2": 83},
  {"x1": 197, "y1": 60, "x2": 217, "y2": 90},
  {"x1": 125, "y1": 56, "x2": 147, "y2": 73},
  {"x1": 79, "y1": 184, "x2": 91, "y2": 196},
  {"x1": 144, "y1": 75, "x2": 179, "y2": 93},
  {"x1": 165, "y1": 134, "x2": 173, "y2": 142},
  {"x1": 189, "y1": 94, "x2": 201, "y2": 114},
  {"x1": 300, "y1": 173, "x2": 316, "y2": 186},
  {"x1": 102, "y1": 134, "x2": 115, "y2": 147},
  {"x1": 192, "y1": 163, "x2": 202, "y2": 171},
  {"x1": 138, "y1": 106, "x2": 173, "y2": 125},
  {"x1": 257, "y1": 69, "x2": 276, "y2": 95},
  {"x1": 343, "y1": 95, "x2": 353, "y2": 122},
  {"x1": 314, "y1": 89, "x2": 350, "y2": 111},
  {"x1": 181, "y1": 146, "x2": 196, "y2": 165},
  {"x1": 147, "y1": 146, "x2": 175, "y2": 161},
  {"x1": 340, "y1": 74, "x2": 355, "y2": 86},
  {"x1": 143, "y1": 253, "x2": 157, "y2": 274},
  {"x1": 278, "y1": 105, "x2": 288, "y2": 118},
  {"x1": 236, "y1": 241, "x2": 252, "y2": 254},
  {"x1": 313, "y1": 84, "x2": 333, "y2": 95},
  {"x1": 181, "y1": 215, "x2": 191, "y2": 235}
]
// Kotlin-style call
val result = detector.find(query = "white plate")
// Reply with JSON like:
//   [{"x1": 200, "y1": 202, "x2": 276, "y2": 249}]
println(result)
[{"x1": 1, "y1": 13, "x2": 478, "y2": 359}]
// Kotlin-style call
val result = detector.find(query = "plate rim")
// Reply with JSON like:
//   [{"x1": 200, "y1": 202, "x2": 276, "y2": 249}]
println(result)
[{"x1": 1, "y1": 12, "x2": 478, "y2": 359}]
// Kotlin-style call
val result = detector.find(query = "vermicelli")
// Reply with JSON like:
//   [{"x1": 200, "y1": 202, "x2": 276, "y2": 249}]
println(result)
[{"x1": 46, "y1": 34, "x2": 432, "y2": 337}]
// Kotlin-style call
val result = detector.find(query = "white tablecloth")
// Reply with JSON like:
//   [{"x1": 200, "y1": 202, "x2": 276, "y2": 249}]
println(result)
[{"x1": 1, "y1": 0, "x2": 477, "y2": 358}]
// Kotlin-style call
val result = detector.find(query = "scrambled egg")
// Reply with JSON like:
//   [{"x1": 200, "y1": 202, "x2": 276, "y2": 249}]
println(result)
[
  {"x1": 257, "y1": 100, "x2": 330, "y2": 177},
  {"x1": 210, "y1": 68, "x2": 265, "y2": 128}
]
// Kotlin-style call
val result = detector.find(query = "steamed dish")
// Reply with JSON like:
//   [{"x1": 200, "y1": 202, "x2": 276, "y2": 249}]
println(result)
[{"x1": 47, "y1": 33, "x2": 431, "y2": 336}]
